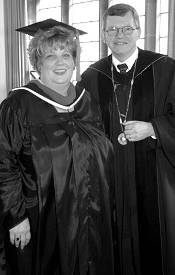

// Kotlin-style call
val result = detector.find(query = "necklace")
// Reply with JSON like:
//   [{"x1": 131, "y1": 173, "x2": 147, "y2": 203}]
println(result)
[{"x1": 111, "y1": 60, "x2": 137, "y2": 145}]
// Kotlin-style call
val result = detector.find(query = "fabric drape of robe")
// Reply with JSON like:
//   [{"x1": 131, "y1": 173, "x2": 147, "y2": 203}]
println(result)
[
  {"x1": 0, "y1": 82, "x2": 115, "y2": 275},
  {"x1": 77, "y1": 48, "x2": 175, "y2": 275}
]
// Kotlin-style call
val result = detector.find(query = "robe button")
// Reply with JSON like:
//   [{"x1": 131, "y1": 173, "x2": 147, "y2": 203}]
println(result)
[
  {"x1": 88, "y1": 260, "x2": 92, "y2": 265},
  {"x1": 68, "y1": 121, "x2": 75, "y2": 126}
]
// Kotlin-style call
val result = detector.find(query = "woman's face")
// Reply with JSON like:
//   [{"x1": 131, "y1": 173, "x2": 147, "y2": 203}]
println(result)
[{"x1": 40, "y1": 46, "x2": 75, "y2": 88}]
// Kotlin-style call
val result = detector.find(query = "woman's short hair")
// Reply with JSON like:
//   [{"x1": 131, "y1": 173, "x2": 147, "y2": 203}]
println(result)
[
  {"x1": 28, "y1": 26, "x2": 78, "y2": 74},
  {"x1": 102, "y1": 3, "x2": 140, "y2": 30}
]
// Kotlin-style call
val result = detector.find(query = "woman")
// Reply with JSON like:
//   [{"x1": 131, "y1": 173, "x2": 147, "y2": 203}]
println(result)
[{"x1": 0, "y1": 20, "x2": 115, "y2": 275}]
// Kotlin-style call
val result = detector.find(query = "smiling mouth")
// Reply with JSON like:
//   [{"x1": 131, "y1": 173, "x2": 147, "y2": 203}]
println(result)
[
  {"x1": 114, "y1": 42, "x2": 127, "y2": 45},
  {"x1": 54, "y1": 69, "x2": 67, "y2": 75}
]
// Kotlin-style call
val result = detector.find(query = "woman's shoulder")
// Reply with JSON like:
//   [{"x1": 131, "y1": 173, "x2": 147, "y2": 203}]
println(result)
[
  {"x1": 0, "y1": 89, "x2": 28, "y2": 126},
  {"x1": 0, "y1": 89, "x2": 24, "y2": 111},
  {"x1": 0, "y1": 83, "x2": 42, "y2": 119},
  {"x1": 5, "y1": 84, "x2": 33, "y2": 103},
  {"x1": 7, "y1": 81, "x2": 46, "y2": 106}
]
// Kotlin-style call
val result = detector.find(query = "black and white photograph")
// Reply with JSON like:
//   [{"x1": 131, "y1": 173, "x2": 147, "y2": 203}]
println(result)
[{"x1": 0, "y1": 1, "x2": 175, "y2": 274}]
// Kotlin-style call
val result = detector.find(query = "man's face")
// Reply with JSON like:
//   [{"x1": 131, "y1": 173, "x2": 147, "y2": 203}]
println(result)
[{"x1": 103, "y1": 12, "x2": 141, "y2": 61}]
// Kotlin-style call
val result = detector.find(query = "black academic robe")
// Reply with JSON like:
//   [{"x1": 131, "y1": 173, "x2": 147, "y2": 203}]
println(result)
[
  {"x1": 0, "y1": 82, "x2": 115, "y2": 275},
  {"x1": 77, "y1": 49, "x2": 175, "y2": 275}
]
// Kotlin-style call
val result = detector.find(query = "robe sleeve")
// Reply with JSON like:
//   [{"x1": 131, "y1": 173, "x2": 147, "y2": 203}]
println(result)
[
  {"x1": 0, "y1": 98, "x2": 26, "y2": 230},
  {"x1": 151, "y1": 70, "x2": 175, "y2": 167}
]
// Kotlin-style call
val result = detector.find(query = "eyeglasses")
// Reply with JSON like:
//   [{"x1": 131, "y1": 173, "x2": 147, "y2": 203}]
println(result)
[{"x1": 105, "y1": 26, "x2": 139, "y2": 37}]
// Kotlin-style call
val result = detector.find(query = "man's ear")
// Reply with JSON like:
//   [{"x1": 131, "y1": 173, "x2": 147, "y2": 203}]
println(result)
[{"x1": 137, "y1": 27, "x2": 141, "y2": 40}]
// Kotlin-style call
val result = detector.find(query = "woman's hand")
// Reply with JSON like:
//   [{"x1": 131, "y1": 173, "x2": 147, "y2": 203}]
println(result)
[{"x1": 9, "y1": 218, "x2": 31, "y2": 250}]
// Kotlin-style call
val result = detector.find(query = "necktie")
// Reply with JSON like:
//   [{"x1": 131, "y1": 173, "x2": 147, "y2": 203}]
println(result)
[{"x1": 117, "y1": 63, "x2": 128, "y2": 74}]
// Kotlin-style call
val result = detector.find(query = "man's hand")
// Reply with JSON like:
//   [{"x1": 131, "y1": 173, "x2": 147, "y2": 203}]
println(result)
[
  {"x1": 124, "y1": 121, "x2": 155, "y2": 142},
  {"x1": 9, "y1": 218, "x2": 31, "y2": 250}
]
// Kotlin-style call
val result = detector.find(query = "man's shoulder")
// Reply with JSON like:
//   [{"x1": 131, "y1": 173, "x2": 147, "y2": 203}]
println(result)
[
  {"x1": 82, "y1": 56, "x2": 111, "y2": 76},
  {"x1": 90, "y1": 56, "x2": 110, "y2": 69},
  {"x1": 139, "y1": 48, "x2": 162, "y2": 58},
  {"x1": 139, "y1": 48, "x2": 175, "y2": 67}
]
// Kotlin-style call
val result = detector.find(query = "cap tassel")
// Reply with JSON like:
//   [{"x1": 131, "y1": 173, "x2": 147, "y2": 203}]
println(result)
[{"x1": 75, "y1": 33, "x2": 81, "y2": 82}]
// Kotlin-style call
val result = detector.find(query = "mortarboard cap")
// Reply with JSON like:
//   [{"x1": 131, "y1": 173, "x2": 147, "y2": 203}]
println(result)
[
  {"x1": 16, "y1": 18, "x2": 87, "y2": 36},
  {"x1": 16, "y1": 19, "x2": 86, "y2": 82}
]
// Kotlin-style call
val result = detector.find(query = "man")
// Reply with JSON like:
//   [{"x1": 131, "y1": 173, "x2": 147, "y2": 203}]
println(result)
[{"x1": 77, "y1": 3, "x2": 175, "y2": 275}]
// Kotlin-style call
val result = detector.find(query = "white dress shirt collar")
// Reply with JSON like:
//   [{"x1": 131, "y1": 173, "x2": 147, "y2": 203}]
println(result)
[{"x1": 112, "y1": 47, "x2": 138, "y2": 72}]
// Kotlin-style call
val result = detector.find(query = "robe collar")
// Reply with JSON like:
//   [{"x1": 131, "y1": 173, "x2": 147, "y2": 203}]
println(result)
[
  {"x1": 89, "y1": 48, "x2": 166, "y2": 81},
  {"x1": 12, "y1": 81, "x2": 85, "y2": 112},
  {"x1": 112, "y1": 47, "x2": 138, "y2": 72}
]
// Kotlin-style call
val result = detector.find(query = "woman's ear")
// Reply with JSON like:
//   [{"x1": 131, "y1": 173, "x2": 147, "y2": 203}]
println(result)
[
  {"x1": 101, "y1": 29, "x2": 106, "y2": 44},
  {"x1": 36, "y1": 60, "x2": 42, "y2": 74}
]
